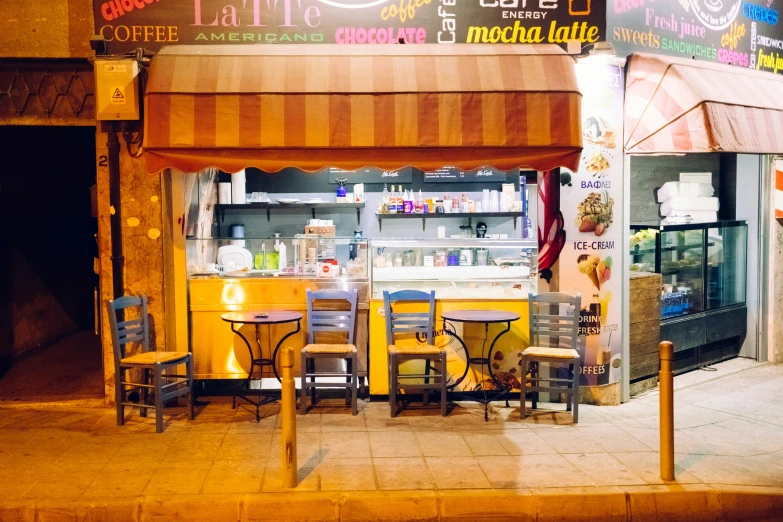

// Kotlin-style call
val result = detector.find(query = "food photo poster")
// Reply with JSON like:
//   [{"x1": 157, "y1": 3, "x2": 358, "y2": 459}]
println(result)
[{"x1": 560, "y1": 62, "x2": 624, "y2": 387}]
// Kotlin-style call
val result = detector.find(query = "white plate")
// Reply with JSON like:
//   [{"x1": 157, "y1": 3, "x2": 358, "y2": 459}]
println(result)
[
  {"x1": 276, "y1": 198, "x2": 300, "y2": 204},
  {"x1": 217, "y1": 246, "x2": 253, "y2": 271},
  {"x1": 302, "y1": 199, "x2": 325, "y2": 204}
]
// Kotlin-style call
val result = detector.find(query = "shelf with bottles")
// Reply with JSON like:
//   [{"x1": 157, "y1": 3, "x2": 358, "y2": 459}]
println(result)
[
  {"x1": 185, "y1": 236, "x2": 370, "y2": 280},
  {"x1": 376, "y1": 211, "x2": 525, "y2": 232},
  {"x1": 375, "y1": 185, "x2": 524, "y2": 231},
  {"x1": 214, "y1": 202, "x2": 364, "y2": 224}
]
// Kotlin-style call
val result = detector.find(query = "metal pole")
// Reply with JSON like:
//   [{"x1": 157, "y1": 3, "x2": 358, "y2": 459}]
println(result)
[
  {"x1": 280, "y1": 347, "x2": 297, "y2": 488},
  {"x1": 108, "y1": 126, "x2": 124, "y2": 300},
  {"x1": 659, "y1": 340, "x2": 675, "y2": 481}
]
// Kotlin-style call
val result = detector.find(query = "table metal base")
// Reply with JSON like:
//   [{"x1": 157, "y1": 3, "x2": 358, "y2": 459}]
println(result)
[
  {"x1": 232, "y1": 393, "x2": 276, "y2": 422},
  {"x1": 230, "y1": 320, "x2": 301, "y2": 422},
  {"x1": 443, "y1": 320, "x2": 513, "y2": 421}
]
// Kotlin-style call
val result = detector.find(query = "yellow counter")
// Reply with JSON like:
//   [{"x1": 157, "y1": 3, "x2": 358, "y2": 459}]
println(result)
[
  {"x1": 368, "y1": 298, "x2": 530, "y2": 395},
  {"x1": 188, "y1": 276, "x2": 530, "y2": 394},
  {"x1": 189, "y1": 276, "x2": 369, "y2": 380}
]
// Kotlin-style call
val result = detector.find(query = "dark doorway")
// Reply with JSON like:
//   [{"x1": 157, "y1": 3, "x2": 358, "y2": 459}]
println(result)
[{"x1": 0, "y1": 126, "x2": 102, "y2": 403}]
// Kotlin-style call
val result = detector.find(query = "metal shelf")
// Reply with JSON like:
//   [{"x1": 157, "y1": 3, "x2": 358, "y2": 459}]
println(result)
[
  {"x1": 631, "y1": 220, "x2": 746, "y2": 232},
  {"x1": 375, "y1": 211, "x2": 524, "y2": 232},
  {"x1": 216, "y1": 202, "x2": 364, "y2": 224},
  {"x1": 632, "y1": 242, "x2": 715, "y2": 256}
]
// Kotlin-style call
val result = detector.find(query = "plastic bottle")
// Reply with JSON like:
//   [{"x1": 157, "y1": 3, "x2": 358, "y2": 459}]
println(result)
[
  {"x1": 274, "y1": 233, "x2": 287, "y2": 272},
  {"x1": 404, "y1": 189, "x2": 413, "y2": 214},
  {"x1": 382, "y1": 183, "x2": 389, "y2": 213},
  {"x1": 389, "y1": 185, "x2": 397, "y2": 214},
  {"x1": 415, "y1": 190, "x2": 425, "y2": 214}
]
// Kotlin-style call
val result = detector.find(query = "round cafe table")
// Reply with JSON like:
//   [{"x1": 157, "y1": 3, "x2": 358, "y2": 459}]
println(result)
[
  {"x1": 440, "y1": 309, "x2": 520, "y2": 421},
  {"x1": 221, "y1": 311, "x2": 302, "y2": 422}
]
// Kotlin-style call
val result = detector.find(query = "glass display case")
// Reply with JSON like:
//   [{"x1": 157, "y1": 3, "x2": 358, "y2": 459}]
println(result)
[
  {"x1": 706, "y1": 223, "x2": 747, "y2": 310},
  {"x1": 186, "y1": 236, "x2": 370, "y2": 279},
  {"x1": 370, "y1": 238, "x2": 538, "y2": 299},
  {"x1": 629, "y1": 221, "x2": 747, "y2": 320}
]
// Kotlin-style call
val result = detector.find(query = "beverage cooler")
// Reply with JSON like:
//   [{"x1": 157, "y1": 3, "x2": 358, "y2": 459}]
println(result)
[{"x1": 629, "y1": 220, "x2": 748, "y2": 373}]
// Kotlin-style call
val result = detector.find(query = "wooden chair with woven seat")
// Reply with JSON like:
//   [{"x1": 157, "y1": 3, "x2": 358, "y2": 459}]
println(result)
[
  {"x1": 107, "y1": 295, "x2": 194, "y2": 433},
  {"x1": 383, "y1": 290, "x2": 447, "y2": 418},
  {"x1": 520, "y1": 292, "x2": 582, "y2": 422},
  {"x1": 300, "y1": 289, "x2": 360, "y2": 415}
]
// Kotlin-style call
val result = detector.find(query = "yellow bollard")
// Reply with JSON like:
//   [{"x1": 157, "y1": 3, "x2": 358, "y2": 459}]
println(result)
[
  {"x1": 280, "y1": 347, "x2": 297, "y2": 488},
  {"x1": 659, "y1": 341, "x2": 675, "y2": 481}
]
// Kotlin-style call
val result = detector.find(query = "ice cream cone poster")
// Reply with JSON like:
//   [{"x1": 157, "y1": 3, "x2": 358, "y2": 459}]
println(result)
[
  {"x1": 558, "y1": 62, "x2": 624, "y2": 388},
  {"x1": 558, "y1": 246, "x2": 621, "y2": 386},
  {"x1": 578, "y1": 254, "x2": 612, "y2": 290}
]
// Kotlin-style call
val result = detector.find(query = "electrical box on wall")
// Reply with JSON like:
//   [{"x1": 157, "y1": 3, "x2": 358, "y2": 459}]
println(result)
[{"x1": 95, "y1": 59, "x2": 140, "y2": 121}]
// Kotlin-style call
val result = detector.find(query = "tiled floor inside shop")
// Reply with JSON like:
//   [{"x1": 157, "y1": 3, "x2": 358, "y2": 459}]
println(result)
[{"x1": 1, "y1": 363, "x2": 783, "y2": 500}]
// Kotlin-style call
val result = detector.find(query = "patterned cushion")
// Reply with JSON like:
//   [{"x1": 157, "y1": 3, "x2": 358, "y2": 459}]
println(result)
[
  {"x1": 522, "y1": 346, "x2": 579, "y2": 359},
  {"x1": 388, "y1": 344, "x2": 443, "y2": 355},
  {"x1": 121, "y1": 351, "x2": 188, "y2": 365},
  {"x1": 303, "y1": 343, "x2": 356, "y2": 354}
]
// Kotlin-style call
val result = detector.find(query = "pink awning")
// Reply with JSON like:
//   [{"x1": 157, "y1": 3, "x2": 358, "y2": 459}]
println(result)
[{"x1": 624, "y1": 53, "x2": 783, "y2": 155}]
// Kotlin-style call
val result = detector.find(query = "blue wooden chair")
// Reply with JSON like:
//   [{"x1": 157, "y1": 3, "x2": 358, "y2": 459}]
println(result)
[
  {"x1": 107, "y1": 295, "x2": 194, "y2": 433},
  {"x1": 383, "y1": 290, "x2": 447, "y2": 417},
  {"x1": 521, "y1": 292, "x2": 582, "y2": 422},
  {"x1": 300, "y1": 289, "x2": 360, "y2": 415}
]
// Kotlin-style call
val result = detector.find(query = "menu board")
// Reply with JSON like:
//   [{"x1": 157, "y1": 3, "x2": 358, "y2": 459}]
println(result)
[
  {"x1": 559, "y1": 62, "x2": 624, "y2": 387},
  {"x1": 423, "y1": 167, "x2": 510, "y2": 183},
  {"x1": 327, "y1": 167, "x2": 413, "y2": 184},
  {"x1": 93, "y1": 0, "x2": 605, "y2": 53},
  {"x1": 608, "y1": 0, "x2": 783, "y2": 74}
]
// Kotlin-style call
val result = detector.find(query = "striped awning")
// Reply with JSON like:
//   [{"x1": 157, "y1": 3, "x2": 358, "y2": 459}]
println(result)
[
  {"x1": 625, "y1": 53, "x2": 783, "y2": 155},
  {"x1": 143, "y1": 44, "x2": 582, "y2": 174}
]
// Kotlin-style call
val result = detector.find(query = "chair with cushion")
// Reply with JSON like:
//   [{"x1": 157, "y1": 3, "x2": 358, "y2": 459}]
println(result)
[
  {"x1": 520, "y1": 292, "x2": 582, "y2": 422},
  {"x1": 107, "y1": 295, "x2": 194, "y2": 433},
  {"x1": 384, "y1": 290, "x2": 447, "y2": 417},
  {"x1": 300, "y1": 289, "x2": 359, "y2": 415}
]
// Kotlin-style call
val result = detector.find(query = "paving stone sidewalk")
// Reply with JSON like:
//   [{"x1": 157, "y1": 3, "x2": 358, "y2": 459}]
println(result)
[{"x1": 0, "y1": 363, "x2": 782, "y2": 520}]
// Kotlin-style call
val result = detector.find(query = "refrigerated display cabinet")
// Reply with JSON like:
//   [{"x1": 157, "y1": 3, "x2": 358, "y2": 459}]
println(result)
[{"x1": 629, "y1": 221, "x2": 748, "y2": 373}]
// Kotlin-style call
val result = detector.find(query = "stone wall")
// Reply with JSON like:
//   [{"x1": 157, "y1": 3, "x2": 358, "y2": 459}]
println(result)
[
  {"x1": 0, "y1": 0, "x2": 168, "y2": 401},
  {"x1": 0, "y1": 0, "x2": 94, "y2": 58},
  {"x1": 96, "y1": 128, "x2": 166, "y2": 403},
  {"x1": 0, "y1": 0, "x2": 95, "y2": 126},
  {"x1": 774, "y1": 218, "x2": 783, "y2": 364}
]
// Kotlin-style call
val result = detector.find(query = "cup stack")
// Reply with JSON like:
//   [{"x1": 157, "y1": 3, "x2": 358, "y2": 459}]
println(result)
[
  {"x1": 489, "y1": 190, "x2": 499, "y2": 212},
  {"x1": 218, "y1": 183, "x2": 232, "y2": 204},
  {"x1": 231, "y1": 170, "x2": 246, "y2": 204}
]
